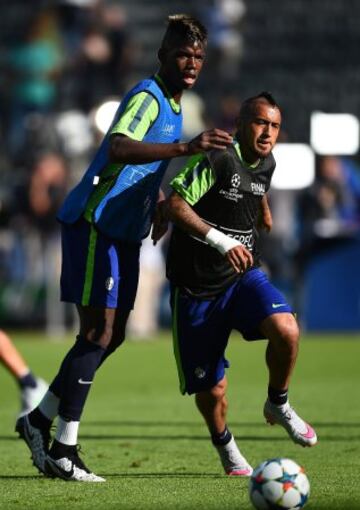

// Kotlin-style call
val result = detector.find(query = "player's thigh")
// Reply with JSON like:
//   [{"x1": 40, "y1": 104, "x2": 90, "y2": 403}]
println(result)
[
  {"x1": 231, "y1": 268, "x2": 293, "y2": 340},
  {"x1": 61, "y1": 218, "x2": 140, "y2": 309},
  {"x1": 171, "y1": 287, "x2": 231, "y2": 395}
]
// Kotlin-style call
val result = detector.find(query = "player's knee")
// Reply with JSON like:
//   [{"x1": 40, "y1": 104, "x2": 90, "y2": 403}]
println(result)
[
  {"x1": 104, "y1": 331, "x2": 126, "y2": 354},
  {"x1": 85, "y1": 327, "x2": 114, "y2": 349},
  {"x1": 278, "y1": 318, "x2": 299, "y2": 352}
]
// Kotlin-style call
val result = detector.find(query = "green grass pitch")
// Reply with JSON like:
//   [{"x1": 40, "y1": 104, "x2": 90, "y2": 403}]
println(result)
[{"x1": 0, "y1": 331, "x2": 359, "y2": 509}]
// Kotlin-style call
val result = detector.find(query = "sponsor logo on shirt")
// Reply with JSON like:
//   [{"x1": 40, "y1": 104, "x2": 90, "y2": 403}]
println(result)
[
  {"x1": 224, "y1": 230, "x2": 254, "y2": 250},
  {"x1": 202, "y1": 220, "x2": 255, "y2": 250},
  {"x1": 251, "y1": 182, "x2": 266, "y2": 195},
  {"x1": 219, "y1": 188, "x2": 243, "y2": 202},
  {"x1": 163, "y1": 124, "x2": 175, "y2": 135}
]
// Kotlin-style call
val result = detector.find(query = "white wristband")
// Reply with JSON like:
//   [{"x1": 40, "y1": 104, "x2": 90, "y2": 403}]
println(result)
[{"x1": 205, "y1": 227, "x2": 242, "y2": 255}]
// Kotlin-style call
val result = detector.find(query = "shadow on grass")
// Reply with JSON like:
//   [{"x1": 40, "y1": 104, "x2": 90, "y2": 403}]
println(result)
[
  {"x1": 0, "y1": 472, "x2": 242, "y2": 481},
  {"x1": 102, "y1": 472, "x2": 225, "y2": 478},
  {"x1": 83, "y1": 420, "x2": 360, "y2": 428},
  {"x1": 0, "y1": 475, "x2": 45, "y2": 480},
  {"x1": 3, "y1": 433, "x2": 359, "y2": 441},
  {"x1": 2, "y1": 421, "x2": 359, "y2": 443},
  {"x1": 2, "y1": 434, "x2": 290, "y2": 441}
]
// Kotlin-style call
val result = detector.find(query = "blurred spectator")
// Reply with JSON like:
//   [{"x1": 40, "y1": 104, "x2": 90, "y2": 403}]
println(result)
[
  {"x1": 295, "y1": 155, "x2": 360, "y2": 272},
  {"x1": 0, "y1": 329, "x2": 48, "y2": 417},
  {"x1": 181, "y1": 90, "x2": 207, "y2": 140},
  {"x1": 1, "y1": 152, "x2": 70, "y2": 331},
  {"x1": 319, "y1": 156, "x2": 360, "y2": 226},
  {"x1": 127, "y1": 236, "x2": 166, "y2": 339},
  {"x1": 214, "y1": 93, "x2": 242, "y2": 134},
  {"x1": 8, "y1": 8, "x2": 64, "y2": 158},
  {"x1": 0, "y1": 0, "x2": 360, "y2": 333},
  {"x1": 201, "y1": 0, "x2": 246, "y2": 91},
  {"x1": 59, "y1": 1, "x2": 134, "y2": 113},
  {"x1": 256, "y1": 187, "x2": 298, "y2": 303},
  {"x1": 27, "y1": 152, "x2": 69, "y2": 335},
  {"x1": 27, "y1": 152, "x2": 69, "y2": 233}
]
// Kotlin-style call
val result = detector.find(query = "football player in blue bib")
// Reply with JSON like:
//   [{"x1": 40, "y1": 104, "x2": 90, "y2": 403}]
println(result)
[{"x1": 16, "y1": 14, "x2": 233, "y2": 482}]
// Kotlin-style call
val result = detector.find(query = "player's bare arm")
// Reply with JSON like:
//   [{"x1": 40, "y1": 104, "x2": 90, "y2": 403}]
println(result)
[
  {"x1": 109, "y1": 129, "x2": 233, "y2": 165},
  {"x1": 167, "y1": 191, "x2": 210, "y2": 237},
  {"x1": 151, "y1": 189, "x2": 168, "y2": 245},
  {"x1": 167, "y1": 191, "x2": 253, "y2": 273},
  {"x1": 258, "y1": 194, "x2": 273, "y2": 232}
]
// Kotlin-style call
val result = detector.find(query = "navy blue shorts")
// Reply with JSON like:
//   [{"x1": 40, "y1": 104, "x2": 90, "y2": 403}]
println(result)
[
  {"x1": 60, "y1": 218, "x2": 140, "y2": 309},
  {"x1": 171, "y1": 268, "x2": 293, "y2": 395}
]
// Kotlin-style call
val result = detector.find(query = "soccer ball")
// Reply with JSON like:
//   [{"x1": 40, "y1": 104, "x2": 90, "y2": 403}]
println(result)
[{"x1": 249, "y1": 458, "x2": 310, "y2": 509}]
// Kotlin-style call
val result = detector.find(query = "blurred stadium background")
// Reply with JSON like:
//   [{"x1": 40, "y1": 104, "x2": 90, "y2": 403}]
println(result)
[{"x1": 0, "y1": 0, "x2": 359, "y2": 335}]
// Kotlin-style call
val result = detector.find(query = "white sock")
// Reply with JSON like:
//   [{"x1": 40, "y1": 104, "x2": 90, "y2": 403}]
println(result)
[
  {"x1": 216, "y1": 436, "x2": 250, "y2": 469},
  {"x1": 56, "y1": 417, "x2": 80, "y2": 446},
  {"x1": 39, "y1": 390, "x2": 60, "y2": 421}
]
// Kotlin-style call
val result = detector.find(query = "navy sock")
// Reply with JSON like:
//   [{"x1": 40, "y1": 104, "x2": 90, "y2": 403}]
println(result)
[
  {"x1": 49, "y1": 373, "x2": 63, "y2": 398},
  {"x1": 18, "y1": 371, "x2": 37, "y2": 389},
  {"x1": 211, "y1": 426, "x2": 232, "y2": 446},
  {"x1": 29, "y1": 407, "x2": 52, "y2": 430},
  {"x1": 268, "y1": 385, "x2": 288, "y2": 406},
  {"x1": 49, "y1": 439, "x2": 77, "y2": 459},
  {"x1": 50, "y1": 336, "x2": 105, "y2": 421}
]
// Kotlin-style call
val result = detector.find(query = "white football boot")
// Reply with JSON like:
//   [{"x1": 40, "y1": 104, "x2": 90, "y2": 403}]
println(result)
[
  {"x1": 45, "y1": 447, "x2": 105, "y2": 482},
  {"x1": 264, "y1": 399, "x2": 317, "y2": 447},
  {"x1": 215, "y1": 435, "x2": 253, "y2": 476}
]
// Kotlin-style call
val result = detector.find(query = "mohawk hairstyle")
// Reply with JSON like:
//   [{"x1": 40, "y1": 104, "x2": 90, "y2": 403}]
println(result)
[
  {"x1": 160, "y1": 14, "x2": 207, "y2": 50},
  {"x1": 239, "y1": 91, "x2": 280, "y2": 118}
]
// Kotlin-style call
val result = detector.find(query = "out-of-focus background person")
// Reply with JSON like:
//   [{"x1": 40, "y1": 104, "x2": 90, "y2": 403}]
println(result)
[
  {"x1": 0, "y1": 2, "x2": 359, "y2": 507},
  {"x1": 0, "y1": 329, "x2": 48, "y2": 417},
  {"x1": 0, "y1": 0, "x2": 359, "y2": 335}
]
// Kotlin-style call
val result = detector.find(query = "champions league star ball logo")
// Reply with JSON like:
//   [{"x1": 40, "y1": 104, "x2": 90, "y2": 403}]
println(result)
[{"x1": 231, "y1": 174, "x2": 241, "y2": 188}]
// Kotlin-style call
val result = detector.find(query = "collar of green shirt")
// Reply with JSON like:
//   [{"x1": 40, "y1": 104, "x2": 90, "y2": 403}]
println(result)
[{"x1": 233, "y1": 141, "x2": 260, "y2": 169}]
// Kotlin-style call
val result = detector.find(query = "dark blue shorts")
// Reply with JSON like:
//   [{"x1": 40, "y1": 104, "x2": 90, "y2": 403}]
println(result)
[
  {"x1": 60, "y1": 218, "x2": 140, "y2": 309},
  {"x1": 171, "y1": 268, "x2": 292, "y2": 395}
]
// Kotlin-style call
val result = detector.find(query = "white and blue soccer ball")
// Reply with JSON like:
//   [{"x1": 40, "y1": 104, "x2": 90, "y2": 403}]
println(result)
[{"x1": 249, "y1": 458, "x2": 310, "y2": 510}]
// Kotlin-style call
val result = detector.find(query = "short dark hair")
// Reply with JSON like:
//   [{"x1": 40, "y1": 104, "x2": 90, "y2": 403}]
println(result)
[
  {"x1": 239, "y1": 91, "x2": 280, "y2": 118},
  {"x1": 160, "y1": 14, "x2": 207, "y2": 50}
]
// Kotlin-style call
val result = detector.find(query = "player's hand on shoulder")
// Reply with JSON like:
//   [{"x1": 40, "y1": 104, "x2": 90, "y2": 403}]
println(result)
[
  {"x1": 187, "y1": 129, "x2": 233, "y2": 155},
  {"x1": 226, "y1": 244, "x2": 253, "y2": 274}
]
